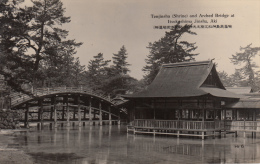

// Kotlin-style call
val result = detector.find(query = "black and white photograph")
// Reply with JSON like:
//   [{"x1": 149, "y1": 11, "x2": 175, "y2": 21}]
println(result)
[{"x1": 0, "y1": 0, "x2": 260, "y2": 163}]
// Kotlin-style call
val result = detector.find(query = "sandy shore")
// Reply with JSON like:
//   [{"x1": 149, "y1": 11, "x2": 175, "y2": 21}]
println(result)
[
  {"x1": 0, "y1": 129, "x2": 34, "y2": 164},
  {"x1": 0, "y1": 150, "x2": 34, "y2": 164}
]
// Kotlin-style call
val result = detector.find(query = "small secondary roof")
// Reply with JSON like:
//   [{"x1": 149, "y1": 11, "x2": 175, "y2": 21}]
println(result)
[
  {"x1": 225, "y1": 99, "x2": 260, "y2": 109},
  {"x1": 226, "y1": 87, "x2": 253, "y2": 95}
]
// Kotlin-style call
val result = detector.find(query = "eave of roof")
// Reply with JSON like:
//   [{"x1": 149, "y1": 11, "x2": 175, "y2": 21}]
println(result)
[{"x1": 201, "y1": 87, "x2": 244, "y2": 99}]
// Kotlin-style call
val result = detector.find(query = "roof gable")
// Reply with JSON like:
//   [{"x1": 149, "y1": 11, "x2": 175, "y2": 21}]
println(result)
[{"x1": 200, "y1": 65, "x2": 225, "y2": 89}]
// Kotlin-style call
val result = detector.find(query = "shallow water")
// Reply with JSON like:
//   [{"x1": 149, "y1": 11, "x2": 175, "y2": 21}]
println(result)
[{"x1": 7, "y1": 125, "x2": 260, "y2": 163}]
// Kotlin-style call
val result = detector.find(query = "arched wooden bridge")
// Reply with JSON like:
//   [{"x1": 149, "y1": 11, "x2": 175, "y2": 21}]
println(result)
[{"x1": 10, "y1": 87, "x2": 126, "y2": 128}]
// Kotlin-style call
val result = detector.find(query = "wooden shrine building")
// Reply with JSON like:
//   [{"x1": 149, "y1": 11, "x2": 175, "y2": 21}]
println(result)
[{"x1": 123, "y1": 60, "x2": 246, "y2": 139}]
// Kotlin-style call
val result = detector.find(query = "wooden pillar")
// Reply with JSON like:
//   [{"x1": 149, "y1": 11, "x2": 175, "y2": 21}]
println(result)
[
  {"x1": 62, "y1": 97, "x2": 65, "y2": 120},
  {"x1": 118, "y1": 109, "x2": 121, "y2": 125},
  {"x1": 93, "y1": 100, "x2": 96, "y2": 120},
  {"x1": 224, "y1": 107, "x2": 226, "y2": 137},
  {"x1": 99, "y1": 101, "x2": 102, "y2": 126},
  {"x1": 202, "y1": 108, "x2": 205, "y2": 130},
  {"x1": 53, "y1": 97, "x2": 57, "y2": 128},
  {"x1": 24, "y1": 103, "x2": 29, "y2": 128},
  {"x1": 39, "y1": 99, "x2": 43, "y2": 129},
  {"x1": 73, "y1": 96, "x2": 76, "y2": 120},
  {"x1": 38, "y1": 101, "x2": 41, "y2": 121},
  {"x1": 152, "y1": 99, "x2": 155, "y2": 120},
  {"x1": 109, "y1": 106, "x2": 112, "y2": 125},
  {"x1": 73, "y1": 108, "x2": 76, "y2": 120},
  {"x1": 50, "y1": 97, "x2": 54, "y2": 121},
  {"x1": 133, "y1": 101, "x2": 136, "y2": 120},
  {"x1": 196, "y1": 99, "x2": 200, "y2": 121},
  {"x1": 83, "y1": 107, "x2": 86, "y2": 120},
  {"x1": 65, "y1": 96, "x2": 70, "y2": 127},
  {"x1": 254, "y1": 109, "x2": 257, "y2": 138},
  {"x1": 89, "y1": 99, "x2": 92, "y2": 125},
  {"x1": 237, "y1": 109, "x2": 239, "y2": 121},
  {"x1": 77, "y1": 96, "x2": 81, "y2": 127}
]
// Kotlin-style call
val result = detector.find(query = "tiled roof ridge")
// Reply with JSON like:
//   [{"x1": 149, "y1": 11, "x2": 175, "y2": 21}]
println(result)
[{"x1": 162, "y1": 60, "x2": 212, "y2": 68}]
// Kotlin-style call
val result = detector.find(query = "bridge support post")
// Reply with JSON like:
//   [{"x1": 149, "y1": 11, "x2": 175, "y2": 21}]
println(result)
[
  {"x1": 73, "y1": 96, "x2": 76, "y2": 121},
  {"x1": 89, "y1": 99, "x2": 93, "y2": 126},
  {"x1": 66, "y1": 96, "x2": 70, "y2": 127},
  {"x1": 109, "y1": 106, "x2": 112, "y2": 126},
  {"x1": 38, "y1": 100, "x2": 43, "y2": 129},
  {"x1": 54, "y1": 106, "x2": 57, "y2": 128},
  {"x1": 62, "y1": 99, "x2": 65, "y2": 121},
  {"x1": 99, "y1": 102, "x2": 102, "y2": 126},
  {"x1": 24, "y1": 103, "x2": 29, "y2": 128},
  {"x1": 77, "y1": 96, "x2": 81, "y2": 127},
  {"x1": 50, "y1": 98, "x2": 54, "y2": 121},
  {"x1": 118, "y1": 109, "x2": 121, "y2": 125},
  {"x1": 83, "y1": 107, "x2": 86, "y2": 120},
  {"x1": 73, "y1": 109, "x2": 76, "y2": 121},
  {"x1": 53, "y1": 97, "x2": 57, "y2": 128}
]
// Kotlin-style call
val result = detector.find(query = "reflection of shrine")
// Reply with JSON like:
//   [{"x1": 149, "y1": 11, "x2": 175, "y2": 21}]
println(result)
[{"x1": 133, "y1": 141, "x2": 205, "y2": 157}]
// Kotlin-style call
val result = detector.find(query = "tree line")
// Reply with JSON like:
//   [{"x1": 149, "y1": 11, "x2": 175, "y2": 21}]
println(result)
[
  {"x1": 0, "y1": 0, "x2": 198, "y2": 98},
  {"x1": 1, "y1": 0, "x2": 259, "y2": 98},
  {"x1": 218, "y1": 44, "x2": 260, "y2": 91},
  {"x1": 0, "y1": 0, "x2": 82, "y2": 94}
]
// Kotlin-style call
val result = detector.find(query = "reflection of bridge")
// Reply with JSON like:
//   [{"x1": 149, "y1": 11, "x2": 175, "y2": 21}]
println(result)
[{"x1": 10, "y1": 87, "x2": 124, "y2": 128}]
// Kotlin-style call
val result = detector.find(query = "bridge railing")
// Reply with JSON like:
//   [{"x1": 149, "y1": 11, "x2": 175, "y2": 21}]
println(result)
[
  {"x1": 10, "y1": 87, "x2": 116, "y2": 107},
  {"x1": 132, "y1": 119, "x2": 225, "y2": 130},
  {"x1": 225, "y1": 120, "x2": 260, "y2": 132},
  {"x1": 10, "y1": 92, "x2": 31, "y2": 105}
]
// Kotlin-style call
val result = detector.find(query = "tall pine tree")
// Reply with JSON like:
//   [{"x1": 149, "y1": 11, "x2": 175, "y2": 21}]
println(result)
[
  {"x1": 112, "y1": 45, "x2": 130, "y2": 75},
  {"x1": 87, "y1": 53, "x2": 110, "y2": 91},
  {"x1": 0, "y1": 0, "x2": 82, "y2": 91},
  {"x1": 230, "y1": 44, "x2": 260, "y2": 91},
  {"x1": 0, "y1": 0, "x2": 35, "y2": 93},
  {"x1": 143, "y1": 23, "x2": 198, "y2": 84}
]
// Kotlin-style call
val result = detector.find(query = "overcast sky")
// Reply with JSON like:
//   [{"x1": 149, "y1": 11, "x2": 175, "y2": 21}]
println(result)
[{"x1": 25, "y1": 0, "x2": 260, "y2": 80}]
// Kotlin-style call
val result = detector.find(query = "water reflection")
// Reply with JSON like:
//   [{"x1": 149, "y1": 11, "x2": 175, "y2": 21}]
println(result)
[{"x1": 10, "y1": 126, "x2": 260, "y2": 164}]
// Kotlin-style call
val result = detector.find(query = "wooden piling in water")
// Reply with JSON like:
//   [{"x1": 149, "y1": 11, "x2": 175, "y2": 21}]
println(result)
[
  {"x1": 65, "y1": 96, "x2": 70, "y2": 127},
  {"x1": 77, "y1": 96, "x2": 81, "y2": 127},
  {"x1": 99, "y1": 102, "x2": 102, "y2": 126},
  {"x1": 89, "y1": 99, "x2": 93, "y2": 126},
  {"x1": 24, "y1": 103, "x2": 29, "y2": 128},
  {"x1": 109, "y1": 106, "x2": 112, "y2": 125}
]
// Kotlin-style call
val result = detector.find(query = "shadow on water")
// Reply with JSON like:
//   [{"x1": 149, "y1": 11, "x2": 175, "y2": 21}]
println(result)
[{"x1": 28, "y1": 152, "x2": 84, "y2": 164}]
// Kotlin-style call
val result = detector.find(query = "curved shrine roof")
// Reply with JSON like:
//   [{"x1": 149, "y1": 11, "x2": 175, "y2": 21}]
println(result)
[{"x1": 124, "y1": 60, "x2": 242, "y2": 99}]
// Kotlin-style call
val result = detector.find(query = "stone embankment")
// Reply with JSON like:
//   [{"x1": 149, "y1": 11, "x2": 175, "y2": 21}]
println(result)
[{"x1": 0, "y1": 109, "x2": 22, "y2": 129}]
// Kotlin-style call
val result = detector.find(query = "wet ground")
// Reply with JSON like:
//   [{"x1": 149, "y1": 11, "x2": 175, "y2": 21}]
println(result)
[{"x1": 1, "y1": 125, "x2": 260, "y2": 164}]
